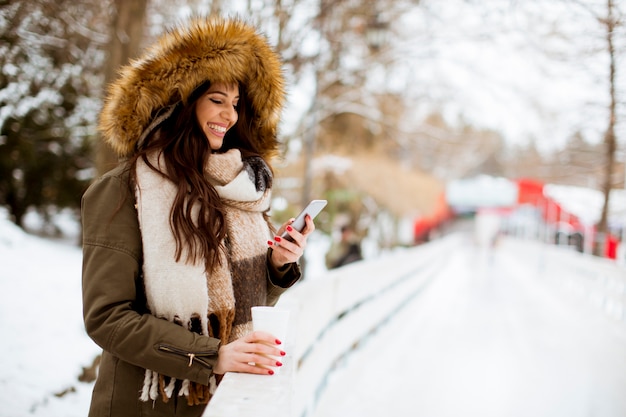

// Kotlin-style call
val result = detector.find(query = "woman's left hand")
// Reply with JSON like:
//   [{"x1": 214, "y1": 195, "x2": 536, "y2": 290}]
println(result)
[{"x1": 268, "y1": 214, "x2": 315, "y2": 268}]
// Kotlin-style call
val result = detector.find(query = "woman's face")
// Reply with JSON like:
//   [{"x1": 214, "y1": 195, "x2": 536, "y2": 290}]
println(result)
[{"x1": 195, "y1": 83, "x2": 239, "y2": 150}]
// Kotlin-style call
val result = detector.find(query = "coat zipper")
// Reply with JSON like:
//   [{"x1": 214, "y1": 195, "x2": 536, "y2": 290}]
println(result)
[{"x1": 158, "y1": 344, "x2": 217, "y2": 369}]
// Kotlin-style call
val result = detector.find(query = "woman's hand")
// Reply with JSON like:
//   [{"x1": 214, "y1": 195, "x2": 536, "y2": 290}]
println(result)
[
  {"x1": 213, "y1": 331, "x2": 285, "y2": 375},
  {"x1": 268, "y1": 214, "x2": 315, "y2": 268}
]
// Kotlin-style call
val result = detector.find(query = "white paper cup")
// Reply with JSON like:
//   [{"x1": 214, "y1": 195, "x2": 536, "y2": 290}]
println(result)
[{"x1": 251, "y1": 306, "x2": 290, "y2": 373}]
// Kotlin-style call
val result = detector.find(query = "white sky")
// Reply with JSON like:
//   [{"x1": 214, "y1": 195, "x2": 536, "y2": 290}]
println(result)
[{"x1": 277, "y1": 0, "x2": 625, "y2": 153}]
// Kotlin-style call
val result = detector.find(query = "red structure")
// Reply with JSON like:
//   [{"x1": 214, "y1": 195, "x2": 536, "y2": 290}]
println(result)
[
  {"x1": 516, "y1": 178, "x2": 588, "y2": 241},
  {"x1": 413, "y1": 192, "x2": 454, "y2": 244},
  {"x1": 441, "y1": 176, "x2": 619, "y2": 259}
]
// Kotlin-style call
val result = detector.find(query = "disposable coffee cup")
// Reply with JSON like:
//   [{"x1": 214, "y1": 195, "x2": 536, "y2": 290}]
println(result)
[{"x1": 251, "y1": 306, "x2": 290, "y2": 373}]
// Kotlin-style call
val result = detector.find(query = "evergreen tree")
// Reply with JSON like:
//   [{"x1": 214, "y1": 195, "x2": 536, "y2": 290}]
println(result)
[{"x1": 0, "y1": 1, "x2": 107, "y2": 228}]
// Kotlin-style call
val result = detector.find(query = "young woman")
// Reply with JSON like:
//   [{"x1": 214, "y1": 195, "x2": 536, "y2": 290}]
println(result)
[{"x1": 81, "y1": 17, "x2": 312, "y2": 416}]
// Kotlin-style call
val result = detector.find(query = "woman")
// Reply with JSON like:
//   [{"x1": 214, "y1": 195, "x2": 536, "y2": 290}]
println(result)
[{"x1": 81, "y1": 17, "x2": 312, "y2": 416}]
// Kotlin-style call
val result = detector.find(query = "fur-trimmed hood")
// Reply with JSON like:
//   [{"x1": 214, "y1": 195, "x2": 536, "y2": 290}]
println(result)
[{"x1": 99, "y1": 17, "x2": 286, "y2": 159}]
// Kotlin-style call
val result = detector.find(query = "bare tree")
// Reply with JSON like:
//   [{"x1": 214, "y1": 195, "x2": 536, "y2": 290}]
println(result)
[
  {"x1": 594, "y1": 0, "x2": 621, "y2": 255},
  {"x1": 535, "y1": 0, "x2": 624, "y2": 252},
  {"x1": 96, "y1": 0, "x2": 149, "y2": 175}
]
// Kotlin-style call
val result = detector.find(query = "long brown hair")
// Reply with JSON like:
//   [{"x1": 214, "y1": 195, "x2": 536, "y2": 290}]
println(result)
[{"x1": 129, "y1": 81, "x2": 264, "y2": 272}]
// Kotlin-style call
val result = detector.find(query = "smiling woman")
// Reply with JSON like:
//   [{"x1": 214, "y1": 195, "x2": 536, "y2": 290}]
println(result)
[
  {"x1": 195, "y1": 83, "x2": 239, "y2": 150},
  {"x1": 81, "y1": 16, "x2": 318, "y2": 417}
]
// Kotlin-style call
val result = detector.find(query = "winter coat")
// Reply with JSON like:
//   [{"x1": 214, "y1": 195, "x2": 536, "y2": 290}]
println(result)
[
  {"x1": 81, "y1": 16, "x2": 295, "y2": 416},
  {"x1": 82, "y1": 165, "x2": 299, "y2": 417}
]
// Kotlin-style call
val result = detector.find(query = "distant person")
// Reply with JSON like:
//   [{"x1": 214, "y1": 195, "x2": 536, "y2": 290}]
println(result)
[
  {"x1": 80, "y1": 17, "x2": 316, "y2": 416},
  {"x1": 326, "y1": 225, "x2": 363, "y2": 269}
]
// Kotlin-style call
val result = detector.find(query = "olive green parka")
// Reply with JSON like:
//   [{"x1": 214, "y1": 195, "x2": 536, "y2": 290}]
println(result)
[
  {"x1": 81, "y1": 17, "x2": 297, "y2": 417},
  {"x1": 82, "y1": 166, "x2": 297, "y2": 416}
]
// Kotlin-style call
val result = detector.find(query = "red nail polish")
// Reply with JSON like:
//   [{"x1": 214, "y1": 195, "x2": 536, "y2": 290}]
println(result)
[
  {"x1": 267, "y1": 240, "x2": 273, "y2": 246},
  {"x1": 275, "y1": 339, "x2": 282, "y2": 345},
  {"x1": 268, "y1": 370, "x2": 274, "y2": 375},
  {"x1": 280, "y1": 351, "x2": 286, "y2": 356},
  {"x1": 274, "y1": 236, "x2": 282, "y2": 242},
  {"x1": 286, "y1": 225, "x2": 293, "y2": 232},
  {"x1": 276, "y1": 361, "x2": 282, "y2": 367}
]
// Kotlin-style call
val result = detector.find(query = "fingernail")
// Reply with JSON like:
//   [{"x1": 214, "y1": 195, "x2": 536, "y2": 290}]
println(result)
[
  {"x1": 276, "y1": 361, "x2": 283, "y2": 367},
  {"x1": 267, "y1": 240, "x2": 273, "y2": 246},
  {"x1": 280, "y1": 350, "x2": 286, "y2": 356},
  {"x1": 274, "y1": 236, "x2": 282, "y2": 243},
  {"x1": 286, "y1": 225, "x2": 293, "y2": 232},
  {"x1": 268, "y1": 370, "x2": 274, "y2": 375},
  {"x1": 275, "y1": 339, "x2": 282, "y2": 345}
]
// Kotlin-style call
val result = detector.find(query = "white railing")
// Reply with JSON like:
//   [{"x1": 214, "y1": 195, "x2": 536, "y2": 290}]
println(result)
[
  {"x1": 203, "y1": 234, "x2": 626, "y2": 417},
  {"x1": 203, "y1": 234, "x2": 462, "y2": 417},
  {"x1": 502, "y1": 238, "x2": 626, "y2": 323}
]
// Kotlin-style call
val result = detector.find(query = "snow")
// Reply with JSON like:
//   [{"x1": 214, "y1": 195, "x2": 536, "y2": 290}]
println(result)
[
  {"x1": 0, "y1": 207, "x2": 331, "y2": 417},
  {"x1": 312, "y1": 238, "x2": 626, "y2": 417},
  {"x1": 545, "y1": 184, "x2": 626, "y2": 227},
  {"x1": 446, "y1": 176, "x2": 519, "y2": 208},
  {"x1": 0, "y1": 210, "x2": 100, "y2": 417},
  {"x1": 1, "y1": 199, "x2": 625, "y2": 416},
  {"x1": 2, "y1": 0, "x2": 625, "y2": 413}
]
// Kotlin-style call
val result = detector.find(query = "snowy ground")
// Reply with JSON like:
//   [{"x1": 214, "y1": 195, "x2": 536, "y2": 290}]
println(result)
[
  {"x1": 0, "y1": 211, "x2": 332, "y2": 417},
  {"x1": 2, "y1": 210, "x2": 625, "y2": 417},
  {"x1": 0, "y1": 214, "x2": 100, "y2": 417},
  {"x1": 312, "y1": 239, "x2": 626, "y2": 417}
]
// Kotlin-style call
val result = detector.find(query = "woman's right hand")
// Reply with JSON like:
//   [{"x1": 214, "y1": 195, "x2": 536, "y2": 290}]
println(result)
[{"x1": 213, "y1": 331, "x2": 285, "y2": 375}]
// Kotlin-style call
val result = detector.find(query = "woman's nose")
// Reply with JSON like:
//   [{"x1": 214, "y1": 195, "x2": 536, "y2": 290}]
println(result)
[{"x1": 221, "y1": 106, "x2": 238, "y2": 122}]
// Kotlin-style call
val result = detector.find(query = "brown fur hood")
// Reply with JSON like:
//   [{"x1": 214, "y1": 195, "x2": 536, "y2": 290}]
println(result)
[{"x1": 99, "y1": 16, "x2": 286, "y2": 159}]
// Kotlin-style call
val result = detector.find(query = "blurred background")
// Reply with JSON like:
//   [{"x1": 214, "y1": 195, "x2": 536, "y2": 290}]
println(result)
[
  {"x1": 1, "y1": 0, "x2": 625, "y2": 259},
  {"x1": 1, "y1": 2, "x2": 626, "y2": 416}
]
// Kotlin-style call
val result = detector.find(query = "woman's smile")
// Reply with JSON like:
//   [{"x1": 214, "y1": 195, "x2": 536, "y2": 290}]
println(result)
[
  {"x1": 195, "y1": 83, "x2": 239, "y2": 150},
  {"x1": 207, "y1": 123, "x2": 228, "y2": 137}
]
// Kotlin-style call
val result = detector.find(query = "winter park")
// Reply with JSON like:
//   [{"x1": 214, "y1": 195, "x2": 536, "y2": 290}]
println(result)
[{"x1": 2, "y1": 1, "x2": 626, "y2": 417}]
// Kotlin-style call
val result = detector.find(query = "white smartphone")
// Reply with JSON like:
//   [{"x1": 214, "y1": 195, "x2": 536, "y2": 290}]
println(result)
[{"x1": 280, "y1": 199, "x2": 327, "y2": 241}]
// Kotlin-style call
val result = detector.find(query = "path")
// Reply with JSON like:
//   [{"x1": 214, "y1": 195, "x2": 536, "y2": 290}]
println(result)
[{"x1": 312, "y1": 238, "x2": 626, "y2": 417}]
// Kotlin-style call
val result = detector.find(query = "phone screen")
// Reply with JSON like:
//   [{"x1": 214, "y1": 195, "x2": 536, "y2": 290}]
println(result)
[{"x1": 280, "y1": 199, "x2": 327, "y2": 241}]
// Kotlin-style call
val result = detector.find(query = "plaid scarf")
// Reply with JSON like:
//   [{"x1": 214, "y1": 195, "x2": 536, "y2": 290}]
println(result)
[{"x1": 135, "y1": 149, "x2": 273, "y2": 405}]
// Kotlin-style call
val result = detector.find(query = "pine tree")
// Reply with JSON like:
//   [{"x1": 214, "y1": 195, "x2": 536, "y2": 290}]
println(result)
[{"x1": 0, "y1": 1, "x2": 106, "y2": 228}]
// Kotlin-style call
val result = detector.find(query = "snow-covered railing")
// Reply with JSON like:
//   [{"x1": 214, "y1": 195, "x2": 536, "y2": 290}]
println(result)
[
  {"x1": 506, "y1": 238, "x2": 626, "y2": 324},
  {"x1": 203, "y1": 234, "x2": 461, "y2": 417}
]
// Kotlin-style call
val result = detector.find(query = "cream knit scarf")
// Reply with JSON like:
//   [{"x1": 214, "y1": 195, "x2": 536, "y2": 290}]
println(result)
[{"x1": 135, "y1": 148, "x2": 273, "y2": 405}]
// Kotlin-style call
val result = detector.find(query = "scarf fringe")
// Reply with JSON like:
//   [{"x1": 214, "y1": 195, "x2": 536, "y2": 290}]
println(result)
[
  {"x1": 160, "y1": 375, "x2": 176, "y2": 401},
  {"x1": 140, "y1": 370, "x2": 212, "y2": 405},
  {"x1": 140, "y1": 370, "x2": 152, "y2": 402},
  {"x1": 180, "y1": 379, "x2": 190, "y2": 398}
]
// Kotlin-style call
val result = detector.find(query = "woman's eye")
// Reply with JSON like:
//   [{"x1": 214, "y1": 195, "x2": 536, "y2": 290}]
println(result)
[{"x1": 210, "y1": 98, "x2": 222, "y2": 104}]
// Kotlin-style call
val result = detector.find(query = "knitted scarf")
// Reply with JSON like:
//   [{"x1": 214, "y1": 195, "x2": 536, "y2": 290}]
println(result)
[{"x1": 135, "y1": 148, "x2": 273, "y2": 405}]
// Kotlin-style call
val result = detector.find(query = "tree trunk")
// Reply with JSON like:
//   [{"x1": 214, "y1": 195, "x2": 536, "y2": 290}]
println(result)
[
  {"x1": 96, "y1": 0, "x2": 149, "y2": 176},
  {"x1": 593, "y1": 0, "x2": 618, "y2": 257}
]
